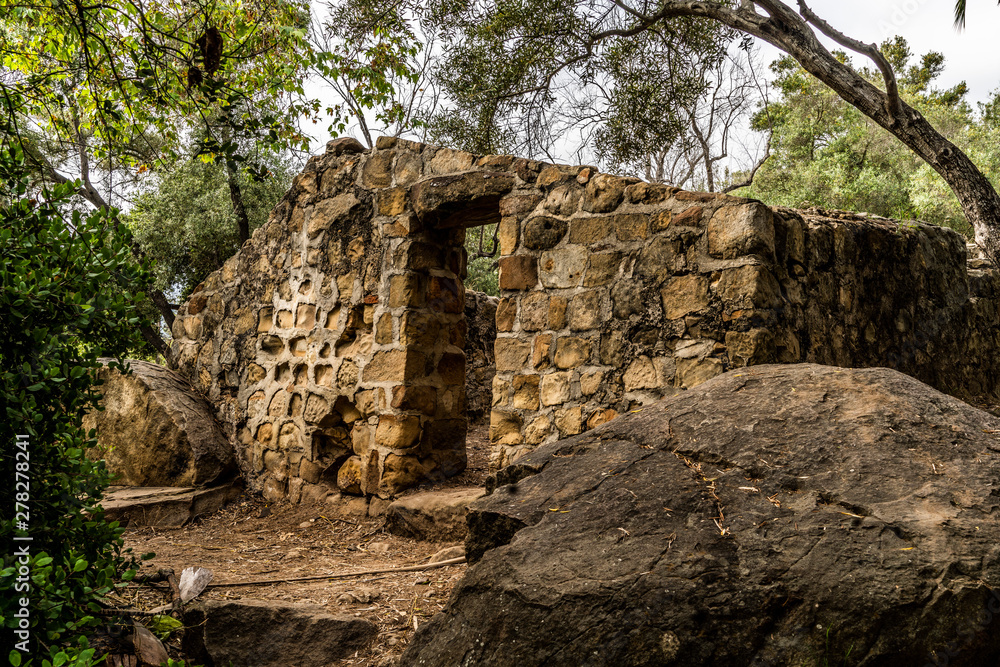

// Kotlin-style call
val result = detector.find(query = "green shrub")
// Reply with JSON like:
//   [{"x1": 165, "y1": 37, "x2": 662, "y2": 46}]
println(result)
[{"x1": 0, "y1": 148, "x2": 153, "y2": 666}]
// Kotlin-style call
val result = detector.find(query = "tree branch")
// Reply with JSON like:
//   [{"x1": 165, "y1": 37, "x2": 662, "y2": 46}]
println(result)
[{"x1": 795, "y1": 0, "x2": 903, "y2": 120}]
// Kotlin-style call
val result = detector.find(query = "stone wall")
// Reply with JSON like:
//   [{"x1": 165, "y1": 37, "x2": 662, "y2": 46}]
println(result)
[{"x1": 171, "y1": 136, "x2": 1000, "y2": 499}]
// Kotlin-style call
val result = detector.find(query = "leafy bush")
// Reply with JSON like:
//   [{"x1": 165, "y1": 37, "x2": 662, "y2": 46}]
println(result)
[{"x1": 0, "y1": 148, "x2": 153, "y2": 666}]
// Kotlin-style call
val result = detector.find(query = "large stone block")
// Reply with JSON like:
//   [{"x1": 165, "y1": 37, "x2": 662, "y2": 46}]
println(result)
[
  {"x1": 539, "y1": 247, "x2": 587, "y2": 289},
  {"x1": 707, "y1": 202, "x2": 775, "y2": 260},
  {"x1": 499, "y1": 255, "x2": 539, "y2": 290},
  {"x1": 661, "y1": 274, "x2": 710, "y2": 320},
  {"x1": 84, "y1": 360, "x2": 236, "y2": 487},
  {"x1": 363, "y1": 349, "x2": 427, "y2": 382}
]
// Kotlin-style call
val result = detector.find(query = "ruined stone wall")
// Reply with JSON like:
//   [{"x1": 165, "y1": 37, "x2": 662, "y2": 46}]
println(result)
[
  {"x1": 488, "y1": 170, "x2": 1000, "y2": 468},
  {"x1": 172, "y1": 136, "x2": 1000, "y2": 499}
]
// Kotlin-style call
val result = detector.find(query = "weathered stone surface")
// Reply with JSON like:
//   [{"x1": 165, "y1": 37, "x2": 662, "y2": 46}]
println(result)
[
  {"x1": 522, "y1": 216, "x2": 568, "y2": 250},
  {"x1": 385, "y1": 487, "x2": 485, "y2": 541},
  {"x1": 404, "y1": 365, "x2": 1000, "y2": 667},
  {"x1": 411, "y1": 171, "x2": 516, "y2": 226},
  {"x1": 184, "y1": 599, "x2": 376, "y2": 667},
  {"x1": 582, "y1": 173, "x2": 625, "y2": 213},
  {"x1": 84, "y1": 360, "x2": 235, "y2": 487},
  {"x1": 539, "y1": 247, "x2": 587, "y2": 289},
  {"x1": 498, "y1": 255, "x2": 538, "y2": 290},
  {"x1": 707, "y1": 202, "x2": 775, "y2": 259},
  {"x1": 101, "y1": 482, "x2": 243, "y2": 527},
  {"x1": 661, "y1": 274, "x2": 710, "y2": 320}
]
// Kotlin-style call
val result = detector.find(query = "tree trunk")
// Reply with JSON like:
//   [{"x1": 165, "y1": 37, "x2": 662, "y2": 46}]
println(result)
[
  {"x1": 653, "y1": 1, "x2": 1000, "y2": 267},
  {"x1": 225, "y1": 163, "x2": 250, "y2": 244}
]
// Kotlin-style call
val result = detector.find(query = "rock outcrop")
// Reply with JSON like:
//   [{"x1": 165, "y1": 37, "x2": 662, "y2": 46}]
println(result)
[
  {"x1": 183, "y1": 598, "x2": 376, "y2": 667},
  {"x1": 403, "y1": 364, "x2": 1000, "y2": 667},
  {"x1": 84, "y1": 360, "x2": 235, "y2": 487}
]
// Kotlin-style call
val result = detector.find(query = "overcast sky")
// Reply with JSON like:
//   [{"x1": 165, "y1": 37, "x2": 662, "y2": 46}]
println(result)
[{"x1": 764, "y1": 1, "x2": 1000, "y2": 105}]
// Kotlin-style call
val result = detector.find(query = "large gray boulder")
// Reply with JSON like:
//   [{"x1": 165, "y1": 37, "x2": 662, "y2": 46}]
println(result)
[
  {"x1": 84, "y1": 360, "x2": 235, "y2": 487},
  {"x1": 403, "y1": 364, "x2": 1000, "y2": 666}
]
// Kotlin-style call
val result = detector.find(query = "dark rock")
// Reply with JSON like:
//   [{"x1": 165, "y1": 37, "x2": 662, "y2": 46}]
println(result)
[
  {"x1": 183, "y1": 598, "x2": 376, "y2": 667},
  {"x1": 522, "y1": 216, "x2": 568, "y2": 250},
  {"x1": 386, "y1": 487, "x2": 484, "y2": 541},
  {"x1": 327, "y1": 137, "x2": 366, "y2": 155},
  {"x1": 403, "y1": 364, "x2": 1000, "y2": 667},
  {"x1": 84, "y1": 360, "x2": 236, "y2": 487}
]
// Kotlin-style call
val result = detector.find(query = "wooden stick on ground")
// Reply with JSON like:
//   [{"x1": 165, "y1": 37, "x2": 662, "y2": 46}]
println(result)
[{"x1": 206, "y1": 556, "x2": 467, "y2": 588}]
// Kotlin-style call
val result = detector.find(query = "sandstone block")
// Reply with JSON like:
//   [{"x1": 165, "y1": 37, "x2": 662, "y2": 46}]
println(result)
[
  {"x1": 304, "y1": 393, "x2": 330, "y2": 423},
  {"x1": 499, "y1": 194, "x2": 543, "y2": 220},
  {"x1": 295, "y1": 304, "x2": 316, "y2": 329},
  {"x1": 428, "y1": 275, "x2": 464, "y2": 314},
  {"x1": 385, "y1": 487, "x2": 484, "y2": 541},
  {"x1": 623, "y1": 355, "x2": 675, "y2": 392},
  {"x1": 568, "y1": 217, "x2": 609, "y2": 245},
  {"x1": 673, "y1": 206, "x2": 704, "y2": 227},
  {"x1": 726, "y1": 329, "x2": 776, "y2": 366},
  {"x1": 554, "y1": 405, "x2": 583, "y2": 436},
  {"x1": 257, "y1": 307, "x2": 274, "y2": 333},
  {"x1": 537, "y1": 165, "x2": 566, "y2": 188},
  {"x1": 554, "y1": 336, "x2": 592, "y2": 369},
  {"x1": 388, "y1": 273, "x2": 425, "y2": 308},
  {"x1": 568, "y1": 290, "x2": 603, "y2": 331},
  {"x1": 337, "y1": 456, "x2": 364, "y2": 494},
  {"x1": 584, "y1": 252, "x2": 621, "y2": 287},
  {"x1": 309, "y1": 194, "x2": 361, "y2": 238},
  {"x1": 363, "y1": 350, "x2": 426, "y2": 383},
  {"x1": 520, "y1": 292, "x2": 550, "y2": 331},
  {"x1": 438, "y1": 352, "x2": 466, "y2": 385},
  {"x1": 362, "y1": 151, "x2": 393, "y2": 188},
  {"x1": 540, "y1": 371, "x2": 572, "y2": 406},
  {"x1": 548, "y1": 297, "x2": 568, "y2": 329},
  {"x1": 276, "y1": 309, "x2": 293, "y2": 328},
  {"x1": 499, "y1": 256, "x2": 538, "y2": 290},
  {"x1": 400, "y1": 311, "x2": 441, "y2": 348},
  {"x1": 676, "y1": 356, "x2": 723, "y2": 389},
  {"x1": 533, "y1": 334, "x2": 553, "y2": 370},
  {"x1": 490, "y1": 410, "x2": 524, "y2": 446},
  {"x1": 377, "y1": 188, "x2": 407, "y2": 216},
  {"x1": 337, "y1": 360, "x2": 360, "y2": 388},
  {"x1": 717, "y1": 265, "x2": 782, "y2": 310},
  {"x1": 580, "y1": 371, "x2": 604, "y2": 396},
  {"x1": 539, "y1": 247, "x2": 587, "y2": 289},
  {"x1": 543, "y1": 184, "x2": 581, "y2": 216},
  {"x1": 524, "y1": 414, "x2": 553, "y2": 445},
  {"x1": 707, "y1": 202, "x2": 775, "y2": 260},
  {"x1": 512, "y1": 375, "x2": 541, "y2": 410},
  {"x1": 613, "y1": 214, "x2": 649, "y2": 241},
  {"x1": 246, "y1": 363, "x2": 266, "y2": 384},
  {"x1": 499, "y1": 216, "x2": 519, "y2": 255},
  {"x1": 661, "y1": 274, "x2": 710, "y2": 320},
  {"x1": 586, "y1": 408, "x2": 618, "y2": 429},
  {"x1": 496, "y1": 298, "x2": 517, "y2": 332},
  {"x1": 379, "y1": 454, "x2": 432, "y2": 497},
  {"x1": 376, "y1": 414, "x2": 421, "y2": 450},
  {"x1": 495, "y1": 338, "x2": 531, "y2": 372},
  {"x1": 394, "y1": 150, "x2": 423, "y2": 186},
  {"x1": 583, "y1": 173, "x2": 625, "y2": 213}
]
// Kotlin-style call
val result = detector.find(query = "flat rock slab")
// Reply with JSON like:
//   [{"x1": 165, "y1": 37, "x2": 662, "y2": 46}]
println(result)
[
  {"x1": 385, "y1": 487, "x2": 485, "y2": 541},
  {"x1": 403, "y1": 364, "x2": 1000, "y2": 667},
  {"x1": 102, "y1": 483, "x2": 242, "y2": 527},
  {"x1": 84, "y1": 359, "x2": 236, "y2": 487},
  {"x1": 183, "y1": 598, "x2": 376, "y2": 667}
]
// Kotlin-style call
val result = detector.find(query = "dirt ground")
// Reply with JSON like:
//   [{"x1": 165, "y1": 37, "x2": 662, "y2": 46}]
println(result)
[{"x1": 115, "y1": 421, "x2": 491, "y2": 667}]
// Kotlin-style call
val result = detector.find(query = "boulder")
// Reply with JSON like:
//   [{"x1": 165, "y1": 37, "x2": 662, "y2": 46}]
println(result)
[
  {"x1": 183, "y1": 599, "x2": 376, "y2": 667},
  {"x1": 403, "y1": 364, "x2": 1000, "y2": 666},
  {"x1": 385, "y1": 487, "x2": 485, "y2": 541},
  {"x1": 84, "y1": 360, "x2": 235, "y2": 487}
]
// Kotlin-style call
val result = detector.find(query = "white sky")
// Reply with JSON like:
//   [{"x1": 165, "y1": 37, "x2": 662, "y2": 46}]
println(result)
[{"x1": 761, "y1": 1, "x2": 1000, "y2": 105}]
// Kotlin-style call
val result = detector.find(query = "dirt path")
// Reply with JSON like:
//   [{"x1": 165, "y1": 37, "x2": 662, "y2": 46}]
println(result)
[{"x1": 117, "y1": 421, "x2": 492, "y2": 666}]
